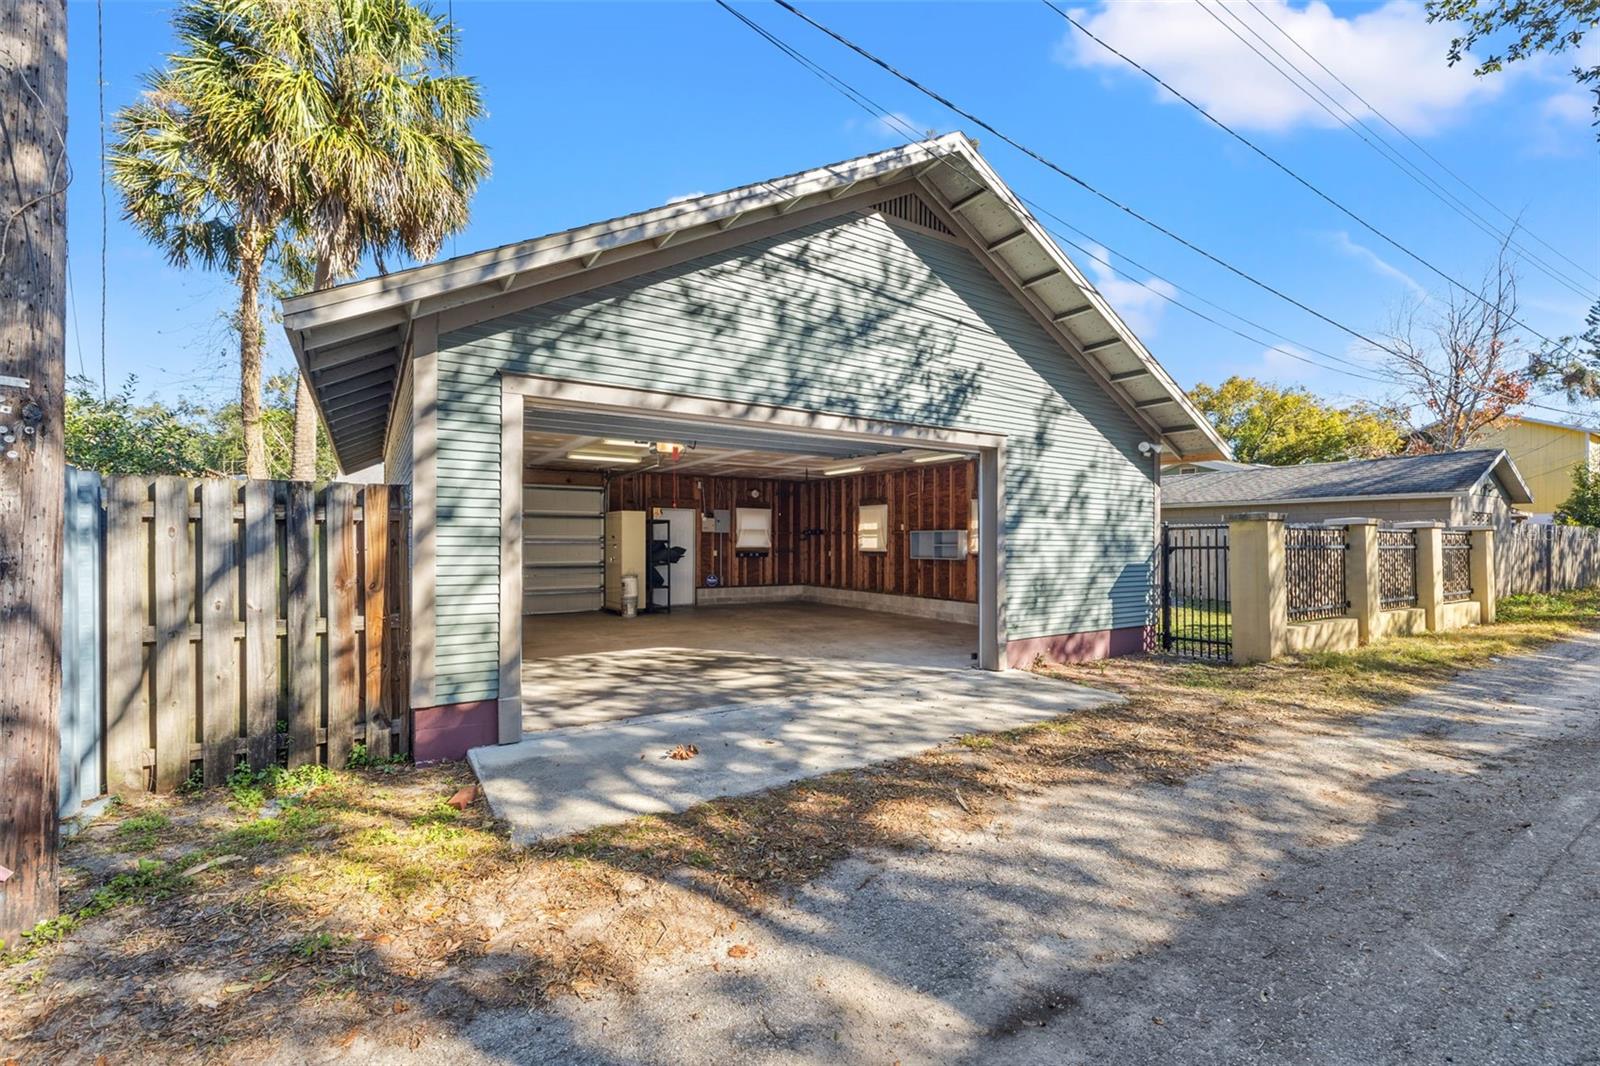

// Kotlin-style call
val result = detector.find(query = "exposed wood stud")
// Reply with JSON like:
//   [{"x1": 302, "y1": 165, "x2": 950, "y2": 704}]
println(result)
[
  {"x1": 717, "y1": 210, "x2": 746, "y2": 231},
  {"x1": 1109, "y1": 368, "x2": 1151, "y2": 382},
  {"x1": 1135, "y1": 397, "x2": 1178, "y2": 409},
  {"x1": 1053, "y1": 304, "x2": 1095, "y2": 322},
  {"x1": 777, "y1": 195, "x2": 806, "y2": 215},
  {"x1": 828, "y1": 180, "x2": 859, "y2": 200},
  {"x1": 1019, "y1": 269, "x2": 1061, "y2": 289},
  {"x1": 582, "y1": 250, "x2": 603, "y2": 269},
  {"x1": 498, "y1": 273, "x2": 518, "y2": 292},
  {"x1": 654, "y1": 231, "x2": 676, "y2": 250},
  {"x1": 1082, "y1": 337, "x2": 1124, "y2": 353}
]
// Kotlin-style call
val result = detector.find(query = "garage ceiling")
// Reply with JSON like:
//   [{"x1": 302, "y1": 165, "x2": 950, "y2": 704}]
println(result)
[{"x1": 523, "y1": 407, "x2": 969, "y2": 479}]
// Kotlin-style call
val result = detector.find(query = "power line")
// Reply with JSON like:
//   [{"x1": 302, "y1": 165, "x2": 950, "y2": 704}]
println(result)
[
  {"x1": 1043, "y1": 0, "x2": 1594, "y2": 328},
  {"x1": 1208, "y1": 0, "x2": 1598, "y2": 299},
  {"x1": 772, "y1": 0, "x2": 1580, "y2": 369},
  {"x1": 98, "y1": 0, "x2": 108, "y2": 400},
  {"x1": 765, "y1": 0, "x2": 1418, "y2": 362},
  {"x1": 1065, "y1": 0, "x2": 1593, "y2": 301},
  {"x1": 716, "y1": 0, "x2": 1591, "y2": 423},
  {"x1": 1241, "y1": 0, "x2": 1598, "y2": 290}
]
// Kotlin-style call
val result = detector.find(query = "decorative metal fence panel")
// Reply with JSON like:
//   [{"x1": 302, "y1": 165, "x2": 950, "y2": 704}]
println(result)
[
  {"x1": 89, "y1": 477, "x2": 411, "y2": 795},
  {"x1": 1442, "y1": 530, "x2": 1473, "y2": 602},
  {"x1": 1286, "y1": 525, "x2": 1349, "y2": 622},
  {"x1": 1158, "y1": 523, "x2": 1231, "y2": 662},
  {"x1": 1378, "y1": 527, "x2": 1418, "y2": 609}
]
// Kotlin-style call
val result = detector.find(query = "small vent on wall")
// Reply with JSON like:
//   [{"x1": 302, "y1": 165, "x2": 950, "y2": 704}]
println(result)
[{"x1": 871, "y1": 192, "x2": 954, "y2": 236}]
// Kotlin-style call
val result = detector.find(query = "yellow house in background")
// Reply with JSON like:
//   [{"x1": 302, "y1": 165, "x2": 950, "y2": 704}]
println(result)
[{"x1": 1473, "y1": 415, "x2": 1600, "y2": 522}]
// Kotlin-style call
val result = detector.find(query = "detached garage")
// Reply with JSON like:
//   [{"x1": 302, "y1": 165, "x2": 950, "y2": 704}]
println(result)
[{"x1": 283, "y1": 133, "x2": 1228, "y2": 760}]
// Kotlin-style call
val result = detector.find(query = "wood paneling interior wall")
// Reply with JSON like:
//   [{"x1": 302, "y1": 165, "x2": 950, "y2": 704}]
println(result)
[{"x1": 606, "y1": 459, "x2": 976, "y2": 603}]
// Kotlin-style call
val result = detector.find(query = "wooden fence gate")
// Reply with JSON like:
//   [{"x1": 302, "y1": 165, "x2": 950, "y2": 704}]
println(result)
[{"x1": 96, "y1": 476, "x2": 410, "y2": 794}]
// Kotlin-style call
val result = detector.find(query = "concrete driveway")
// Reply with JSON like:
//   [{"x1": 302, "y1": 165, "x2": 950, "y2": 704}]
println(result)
[
  {"x1": 415, "y1": 632, "x2": 1598, "y2": 1066},
  {"x1": 470, "y1": 655, "x2": 1120, "y2": 844}
]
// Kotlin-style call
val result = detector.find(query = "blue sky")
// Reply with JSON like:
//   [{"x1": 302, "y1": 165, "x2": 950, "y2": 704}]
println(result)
[{"x1": 65, "y1": 1, "x2": 1600, "y2": 421}]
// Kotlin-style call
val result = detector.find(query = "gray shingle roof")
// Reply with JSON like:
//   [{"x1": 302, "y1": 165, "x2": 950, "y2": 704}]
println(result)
[{"x1": 1162, "y1": 449, "x2": 1533, "y2": 507}]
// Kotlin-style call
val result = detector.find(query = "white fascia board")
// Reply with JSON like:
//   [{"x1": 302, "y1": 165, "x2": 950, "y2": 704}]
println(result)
[
  {"x1": 1164, "y1": 492, "x2": 1461, "y2": 509},
  {"x1": 283, "y1": 135, "x2": 968, "y2": 338},
  {"x1": 929, "y1": 140, "x2": 1231, "y2": 462}
]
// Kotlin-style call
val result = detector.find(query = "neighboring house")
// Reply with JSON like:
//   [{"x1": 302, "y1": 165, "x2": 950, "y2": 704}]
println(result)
[
  {"x1": 1471, "y1": 415, "x2": 1600, "y2": 523},
  {"x1": 1162, "y1": 450, "x2": 1534, "y2": 528},
  {"x1": 283, "y1": 134, "x2": 1229, "y2": 758}
]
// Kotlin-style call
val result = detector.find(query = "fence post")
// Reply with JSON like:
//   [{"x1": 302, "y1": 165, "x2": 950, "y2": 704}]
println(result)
[
  {"x1": 1227, "y1": 512, "x2": 1286, "y2": 664},
  {"x1": 1469, "y1": 526, "x2": 1497, "y2": 624},
  {"x1": 1411, "y1": 522, "x2": 1445, "y2": 633},
  {"x1": 1343, "y1": 518, "x2": 1381, "y2": 645}
]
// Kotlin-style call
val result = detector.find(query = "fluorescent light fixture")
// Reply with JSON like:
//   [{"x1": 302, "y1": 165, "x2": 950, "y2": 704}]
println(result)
[
  {"x1": 601, "y1": 438, "x2": 644, "y2": 447},
  {"x1": 913, "y1": 451, "x2": 967, "y2": 464},
  {"x1": 567, "y1": 451, "x2": 641, "y2": 463},
  {"x1": 823, "y1": 464, "x2": 864, "y2": 476}
]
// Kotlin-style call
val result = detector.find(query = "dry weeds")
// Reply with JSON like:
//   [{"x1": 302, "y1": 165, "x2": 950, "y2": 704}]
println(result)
[{"x1": 2, "y1": 589, "x2": 1594, "y2": 1063}]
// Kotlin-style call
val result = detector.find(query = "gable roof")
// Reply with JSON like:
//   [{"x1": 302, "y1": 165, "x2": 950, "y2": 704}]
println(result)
[
  {"x1": 1495, "y1": 414, "x2": 1600, "y2": 439},
  {"x1": 282, "y1": 133, "x2": 1229, "y2": 472},
  {"x1": 1162, "y1": 449, "x2": 1535, "y2": 508}
]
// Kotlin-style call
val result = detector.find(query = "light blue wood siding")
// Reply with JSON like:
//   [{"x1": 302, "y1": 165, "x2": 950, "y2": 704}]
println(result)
[
  {"x1": 434, "y1": 212, "x2": 1154, "y2": 703},
  {"x1": 61, "y1": 466, "x2": 104, "y2": 817}
]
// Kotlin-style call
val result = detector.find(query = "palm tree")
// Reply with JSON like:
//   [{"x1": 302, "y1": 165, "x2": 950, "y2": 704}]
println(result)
[
  {"x1": 110, "y1": 1, "x2": 296, "y2": 478},
  {"x1": 110, "y1": 0, "x2": 486, "y2": 481},
  {"x1": 250, "y1": 0, "x2": 488, "y2": 478}
]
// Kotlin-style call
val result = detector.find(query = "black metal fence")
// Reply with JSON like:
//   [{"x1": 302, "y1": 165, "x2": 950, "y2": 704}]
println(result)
[
  {"x1": 1158, "y1": 523, "x2": 1231, "y2": 662},
  {"x1": 1286, "y1": 525, "x2": 1349, "y2": 622},
  {"x1": 1443, "y1": 530, "x2": 1473, "y2": 602},
  {"x1": 1378, "y1": 527, "x2": 1418, "y2": 609}
]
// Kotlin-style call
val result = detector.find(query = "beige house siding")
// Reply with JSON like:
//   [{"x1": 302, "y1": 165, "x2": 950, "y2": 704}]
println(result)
[{"x1": 1474, "y1": 420, "x2": 1595, "y2": 517}]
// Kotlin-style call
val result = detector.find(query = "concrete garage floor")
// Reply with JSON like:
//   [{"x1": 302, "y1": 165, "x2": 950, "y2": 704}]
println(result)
[{"x1": 520, "y1": 603, "x2": 978, "y2": 732}]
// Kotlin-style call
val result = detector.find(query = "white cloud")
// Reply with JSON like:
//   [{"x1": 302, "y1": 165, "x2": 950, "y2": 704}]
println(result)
[
  {"x1": 665, "y1": 191, "x2": 707, "y2": 205},
  {"x1": 1055, "y1": 1, "x2": 1504, "y2": 134},
  {"x1": 1082, "y1": 242, "x2": 1177, "y2": 337},
  {"x1": 1541, "y1": 88, "x2": 1594, "y2": 125},
  {"x1": 1327, "y1": 230, "x2": 1428, "y2": 297}
]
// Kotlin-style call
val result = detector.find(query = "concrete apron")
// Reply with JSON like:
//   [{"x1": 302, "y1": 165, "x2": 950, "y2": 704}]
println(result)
[{"x1": 469, "y1": 660, "x2": 1121, "y2": 845}]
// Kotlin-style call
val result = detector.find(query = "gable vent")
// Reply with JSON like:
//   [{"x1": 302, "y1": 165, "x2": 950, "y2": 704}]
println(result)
[{"x1": 871, "y1": 192, "x2": 954, "y2": 236}]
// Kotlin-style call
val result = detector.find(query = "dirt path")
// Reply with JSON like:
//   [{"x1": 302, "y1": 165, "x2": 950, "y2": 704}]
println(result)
[{"x1": 296, "y1": 632, "x2": 1600, "y2": 1066}]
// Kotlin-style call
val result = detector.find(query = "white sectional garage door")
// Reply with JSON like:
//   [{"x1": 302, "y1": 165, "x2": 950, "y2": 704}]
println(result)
[{"x1": 524, "y1": 485, "x2": 604, "y2": 615}]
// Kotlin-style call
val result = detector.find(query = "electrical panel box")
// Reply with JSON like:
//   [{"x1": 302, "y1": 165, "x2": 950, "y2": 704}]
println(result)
[{"x1": 909, "y1": 530, "x2": 968, "y2": 560}]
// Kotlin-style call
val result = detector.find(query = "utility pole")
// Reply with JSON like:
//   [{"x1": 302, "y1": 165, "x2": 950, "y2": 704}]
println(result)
[{"x1": 0, "y1": 0, "x2": 67, "y2": 945}]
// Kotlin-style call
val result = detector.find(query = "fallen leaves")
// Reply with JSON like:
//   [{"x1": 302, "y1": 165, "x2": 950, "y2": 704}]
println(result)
[
  {"x1": 726, "y1": 943, "x2": 754, "y2": 959},
  {"x1": 666, "y1": 744, "x2": 700, "y2": 761}
]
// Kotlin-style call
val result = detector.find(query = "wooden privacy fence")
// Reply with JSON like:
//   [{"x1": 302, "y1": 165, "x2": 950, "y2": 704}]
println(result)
[
  {"x1": 100, "y1": 476, "x2": 409, "y2": 794},
  {"x1": 1496, "y1": 524, "x2": 1600, "y2": 597}
]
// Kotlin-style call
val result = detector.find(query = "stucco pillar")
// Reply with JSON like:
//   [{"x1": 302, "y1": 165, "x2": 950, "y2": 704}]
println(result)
[
  {"x1": 1227, "y1": 512, "x2": 1286, "y2": 664},
  {"x1": 1411, "y1": 522, "x2": 1445, "y2": 633},
  {"x1": 1469, "y1": 527, "x2": 1497, "y2": 625},
  {"x1": 1343, "y1": 518, "x2": 1381, "y2": 645}
]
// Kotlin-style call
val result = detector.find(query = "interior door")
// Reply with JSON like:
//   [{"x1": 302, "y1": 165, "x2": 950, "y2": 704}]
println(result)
[{"x1": 661, "y1": 507, "x2": 697, "y2": 607}]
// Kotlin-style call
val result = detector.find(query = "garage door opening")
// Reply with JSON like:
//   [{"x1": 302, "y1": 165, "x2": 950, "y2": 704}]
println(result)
[{"x1": 506, "y1": 393, "x2": 1002, "y2": 734}]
